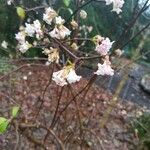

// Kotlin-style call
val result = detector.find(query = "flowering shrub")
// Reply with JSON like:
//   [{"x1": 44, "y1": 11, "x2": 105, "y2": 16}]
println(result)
[
  {"x1": 5, "y1": 0, "x2": 150, "y2": 149},
  {"x1": 13, "y1": 0, "x2": 125, "y2": 86}
]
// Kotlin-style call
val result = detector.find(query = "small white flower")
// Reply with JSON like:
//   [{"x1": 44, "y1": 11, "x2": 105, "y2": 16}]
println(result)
[
  {"x1": 43, "y1": 48, "x2": 51, "y2": 55},
  {"x1": 112, "y1": 0, "x2": 124, "y2": 14},
  {"x1": 105, "y1": 0, "x2": 113, "y2": 5},
  {"x1": 52, "y1": 69, "x2": 68, "y2": 86},
  {"x1": 43, "y1": 47, "x2": 59, "y2": 63},
  {"x1": 33, "y1": 41, "x2": 38, "y2": 46},
  {"x1": 48, "y1": 48, "x2": 59, "y2": 63},
  {"x1": 94, "y1": 62, "x2": 114, "y2": 76},
  {"x1": 52, "y1": 67, "x2": 81, "y2": 86},
  {"x1": 55, "y1": 16, "x2": 65, "y2": 25},
  {"x1": 7, "y1": 0, "x2": 13, "y2": 5},
  {"x1": 1, "y1": 41, "x2": 8, "y2": 49},
  {"x1": 33, "y1": 20, "x2": 43, "y2": 39},
  {"x1": 49, "y1": 27, "x2": 59, "y2": 39},
  {"x1": 43, "y1": 7, "x2": 57, "y2": 25},
  {"x1": 15, "y1": 31, "x2": 26, "y2": 43},
  {"x1": 66, "y1": 69, "x2": 81, "y2": 84},
  {"x1": 87, "y1": 26, "x2": 93, "y2": 33},
  {"x1": 23, "y1": 76, "x2": 28, "y2": 80},
  {"x1": 115, "y1": 49, "x2": 124, "y2": 56},
  {"x1": 45, "y1": 61, "x2": 51, "y2": 66},
  {"x1": 28, "y1": 71, "x2": 32, "y2": 75},
  {"x1": 49, "y1": 25, "x2": 71, "y2": 39},
  {"x1": 25, "y1": 23, "x2": 35, "y2": 37},
  {"x1": 105, "y1": 0, "x2": 124, "y2": 14},
  {"x1": 33, "y1": 20, "x2": 41, "y2": 31},
  {"x1": 18, "y1": 41, "x2": 32, "y2": 53},
  {"x1": 80, "y1": 10, "x2": 87, "y2": 19}
]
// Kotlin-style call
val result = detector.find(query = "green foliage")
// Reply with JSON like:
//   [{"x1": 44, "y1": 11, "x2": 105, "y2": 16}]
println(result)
[
  {"x1": 16, "y1": 7, "x2": 25, "y2": 20},
  {"x1": 0, "y1": 117, "x2": 9, "y2": 134},
  {"x1": 11, "y1": 106, "x2": 20, "y2": 118},
  {"x1": 131, "y1": 113, "x2": 150, "y2": 149},
  {"x1": 0, "y1": 106, "x2": 20, "y2": 134},
  {"x1": 0, "y1": 57, "x2": 16, "y2": 74},
  {"x1": 63, "y1": 0, "x2": 71, "y2": 7}
]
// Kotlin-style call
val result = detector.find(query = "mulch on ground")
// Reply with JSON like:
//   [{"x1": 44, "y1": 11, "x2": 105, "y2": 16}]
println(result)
[{"x1": 0, "y1": 62, "x2": 147, "y2": 150}]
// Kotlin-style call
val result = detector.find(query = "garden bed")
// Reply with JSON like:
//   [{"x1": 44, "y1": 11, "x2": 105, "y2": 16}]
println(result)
[{"x1": 0, "y1": 62, "x2": 148, "y2": 150}]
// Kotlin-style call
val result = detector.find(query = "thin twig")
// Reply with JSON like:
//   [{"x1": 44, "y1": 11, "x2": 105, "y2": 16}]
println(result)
[{"x1": 18, "y1": 123, "x2": 65, "y2": 150}]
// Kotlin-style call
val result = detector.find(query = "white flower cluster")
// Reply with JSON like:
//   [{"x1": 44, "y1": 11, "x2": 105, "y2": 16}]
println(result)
[
  {"x1": 105, "y1": 0, "x2": 124, "y2": 14},
  {"x1": 14, "y1": 5, "x2": 118, "y2": 86},
  {"x1": 15, "y1": 27, "x2": 31, "y2": 53},
  {"x1": 49, "y1": 24, "x2": 71, "y2": 39},
  {"x1": 25, "y1": 20, "x2": 43, "y2": 39},
  {"x1": 43, "y1": 7, "x2": 71, "y2": 39},
  {"x1": 94, "y1": 35, "x2": 114, "y2": 76},
  {"x1": 52, "y1": 66, "x2": 81, "y2": 86},
  {"x1": 15, "y1": 20, "x2": 43, "y2": 53}
]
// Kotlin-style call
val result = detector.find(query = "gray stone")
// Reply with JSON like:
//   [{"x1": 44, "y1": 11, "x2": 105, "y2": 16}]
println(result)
[{"x1": 140, "y1": 74, "x2": 150, "y2": 94}]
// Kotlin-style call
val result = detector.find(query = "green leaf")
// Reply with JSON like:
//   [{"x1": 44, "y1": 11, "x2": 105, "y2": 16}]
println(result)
[
  {"x1": 16, "y1": 7, "x2": 25, "y2": 20},
  {"x1": 67, "y1": 8, "x2": 73, "y2": 14},
  {"x1": 12, "y1": 106, "x2": 20, "y2": 118},
  {"x1": 63, "y1": 0, "x2": 71, "y2": 7},
  {"x1": 0, "y1": 117, "x2": 9, "y2": 134}
]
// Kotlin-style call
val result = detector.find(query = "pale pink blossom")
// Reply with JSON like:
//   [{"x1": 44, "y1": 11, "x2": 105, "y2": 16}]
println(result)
[
  {"x1": 43, "y1": 47, "x2": 59, "y2": 63},
  {"x1": 94, "y1": 62, "x2": 114, "y2": 76},
  {"x1": 15, "y1": 31, "x2": 26, "y2": 43},
  {"x1": 105, "y1": 0, "x2": 113, "y2": 5},
  {"x1": 55, "y1": 16, "x2": 65, "y2": 25},
  {"x1": 18, "y1": 41, "x2": 32, "y2": 53},
  {"x1": 52, "y1": 69, "x2": 68, "y2": 86},
  {"x1": 52, "y1": 67, "x2": 81, "y2": 86},
  {"x1": 49, "y1": 25, "x2": 71, "y2": 39},
  {"x1": 25, "y1": 23, "x2": 35, "y2": 37},
  {"x1": 105, "y1": 0, "x2": 124, "y2": 14},
  {"x1": 95, "y1": 37, "x2": 114, "y2": 56},
  {"x1": 66, "y1": 69, "x2": 81, "y2": 84},
  {"x1": 33, "y1": 20, "x2": 43, "y2": 39},
  {"x1": 43, "y1": 7, "x2": 57, "y2": 25},
  {"x1": 112, "y1": 0, "x2": 124, "y2": 14}
]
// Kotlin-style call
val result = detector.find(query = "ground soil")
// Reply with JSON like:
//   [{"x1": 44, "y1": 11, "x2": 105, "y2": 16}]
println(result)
[{"x1": 0, "y1": 61, "x2": 148, "y2": 150}]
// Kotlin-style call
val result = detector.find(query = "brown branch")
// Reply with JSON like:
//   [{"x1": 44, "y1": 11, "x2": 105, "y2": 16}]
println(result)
[
  {"x1": 114, "y1": 0, "x2": 150, "y2": 49},
  {"x1": 34, "y1": 63, "x2": 55, "y2": 120},
  {"x1": 53, "y1": 75, "x2": 97, "y2": 125},
  {"x1": 53, "y1": 38, "x2": 79, "y2": 60},
  {"x1": 120, "y1": 21, "x2": 150, "y2": 49},
  {"x1": 25, "y1": 6, "x2": 46, "y2": 12},
  {"x1": 18, "y1": 123, "x2": 65, "y2": 150}
]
